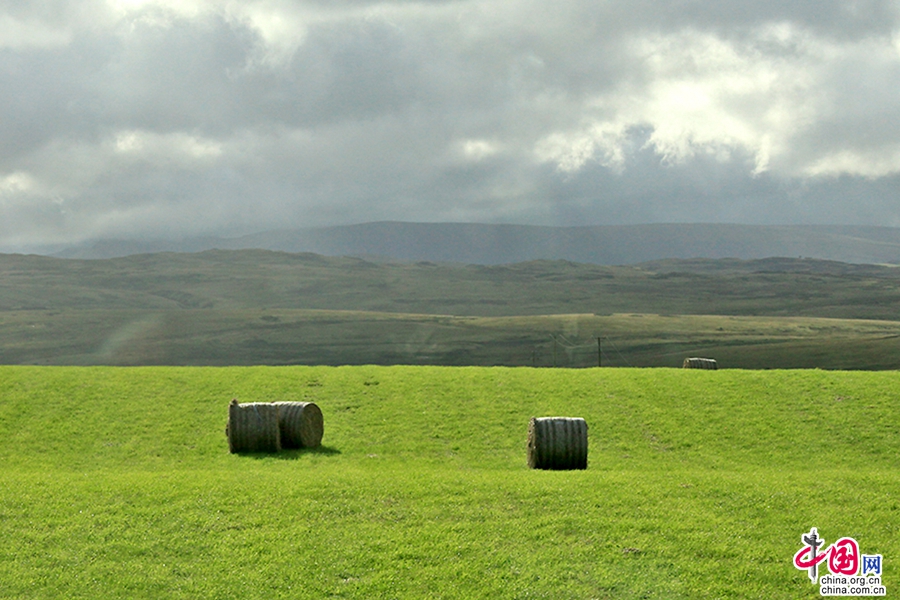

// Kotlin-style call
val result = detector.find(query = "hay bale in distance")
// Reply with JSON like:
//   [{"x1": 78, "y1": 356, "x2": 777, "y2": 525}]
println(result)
[
  {"x1": 274, "y1": 401, "x2": 324, "y2": 449},
  {"x1": 683, "y1": 357, "x2": 718, "y2": 370},
  {"x1": 226, "y1": 399, "x2": 281, "y2": 453},
  {"x1": 527, "y1": 417, "x2": 588, "y2": 470}
]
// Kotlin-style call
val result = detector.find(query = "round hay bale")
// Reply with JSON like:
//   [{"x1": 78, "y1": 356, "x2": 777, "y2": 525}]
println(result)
[
  {"x1": 683, "y1": 357, "x2": 718, "y2": 370},
  {"x1": 527, "y1": 417, "x2": 588, "y2": 470},
  {"x1": 274, "y1": 401, "x2": 324, "y2": 448},
  {"x1": 226, "y1": 400, "x2": 281, "y2": 453}
]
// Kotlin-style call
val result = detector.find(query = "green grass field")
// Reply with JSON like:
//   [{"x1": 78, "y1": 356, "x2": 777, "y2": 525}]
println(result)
[{"x1": 0, "y1": 366, "x2": 896, "y2": 598}]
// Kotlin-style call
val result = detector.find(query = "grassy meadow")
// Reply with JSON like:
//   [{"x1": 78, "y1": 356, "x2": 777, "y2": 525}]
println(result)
[
  {"x1": 5, "y1": 308, "x2": 900, "y2": 370},
  {"x1": 1, "y1": 365, "x2": 896, "y2": 598}
]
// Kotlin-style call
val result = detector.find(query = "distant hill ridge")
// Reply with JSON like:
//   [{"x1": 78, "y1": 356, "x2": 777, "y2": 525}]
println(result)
[{"x1": 50, "y1": 222, "x2": 900, "y2": 265}]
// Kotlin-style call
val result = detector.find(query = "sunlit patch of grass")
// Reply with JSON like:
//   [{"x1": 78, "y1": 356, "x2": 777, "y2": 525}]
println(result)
[{"x1": 0, "y1": 366, "x2": 896, "y2": 598}]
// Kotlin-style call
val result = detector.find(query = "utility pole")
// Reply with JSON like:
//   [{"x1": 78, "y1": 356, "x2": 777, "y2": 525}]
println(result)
[{"x1": 597, "y1": 337, "x2": 602, "y2": 367}]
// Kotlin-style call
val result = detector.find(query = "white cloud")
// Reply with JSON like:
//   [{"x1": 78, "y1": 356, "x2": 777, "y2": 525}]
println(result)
[
  {"x1": 803, "y1": 146, "x2": 900, "y2": 178},
  {"x1": 535, "y1": 24, "x2": 828, "y2": 177},
  {"x1": 459, "y1": 139, "x2": 500, "y2": 162},
  {"x1": 533, "y1": 123, "x2": 629, "y2": 173},
  {"x1": 535, "y1": 23, "x2": 900, "y2": 177},
  {"x1": 0, "y1": 172, "x2": 38, "y2": 196},
  {"x1": 113, "y1": 130, "x2": 224, "y2": 162},
  {"x1": 225, "y1": 1, "x2": 318, "y2": 68},
  {"x1": 0, "y1": 14, "x2": 72, "y2": 49}
]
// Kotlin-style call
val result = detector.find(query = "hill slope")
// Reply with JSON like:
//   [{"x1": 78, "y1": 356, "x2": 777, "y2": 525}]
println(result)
[
  {"x1": 50, "y1": 222, "x2": 900, "y2": 264},
  {"x1": 3, "y1": 251, "x2": 900, "y2": 367},
  {"x1": 4, "y1": 250, "x2": 900, "y2": 318}
]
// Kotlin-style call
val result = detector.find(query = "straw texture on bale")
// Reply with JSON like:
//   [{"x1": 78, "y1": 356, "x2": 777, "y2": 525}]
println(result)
[
  {"x1": 683, "y1": 357, "x2": 718, "y2": 370},
  {"x1": 274, "y1": 401, "x2": 324, "y2": 448},
  {"x1": 226, "y1": 400, "x2": 281, "y2": 453},
  {"x1": 527, "y1": 417, "x2": 588, "y2": 470}
]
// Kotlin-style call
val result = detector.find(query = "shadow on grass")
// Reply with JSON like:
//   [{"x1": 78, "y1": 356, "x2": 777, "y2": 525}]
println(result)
[{"x1": 235, "y1": 445, "x2": 342, "y2": 460}]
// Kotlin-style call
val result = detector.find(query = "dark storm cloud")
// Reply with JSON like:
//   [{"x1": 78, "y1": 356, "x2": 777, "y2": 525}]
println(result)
[{"x1": 2, "y1": 0, "x2": 900, "y2": 248}]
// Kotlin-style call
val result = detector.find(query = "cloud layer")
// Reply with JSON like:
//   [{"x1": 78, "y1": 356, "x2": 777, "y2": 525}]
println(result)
[{"x1": 3, "y1": 0, "x2": 900, "y2": 247}]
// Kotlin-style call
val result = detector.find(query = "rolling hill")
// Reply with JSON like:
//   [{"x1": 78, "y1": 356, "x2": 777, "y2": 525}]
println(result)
[
  {"x1": 48, "y1": 222, "x2": 900, "y2": 264},
  {"x1": 2, "y1": 250, "x2": 900, "y2": 367}
]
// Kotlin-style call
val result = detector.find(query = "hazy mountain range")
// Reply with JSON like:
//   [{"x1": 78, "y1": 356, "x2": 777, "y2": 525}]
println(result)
[{"x1": 46, "y1": 222, "x2": 900, "y2": 265}]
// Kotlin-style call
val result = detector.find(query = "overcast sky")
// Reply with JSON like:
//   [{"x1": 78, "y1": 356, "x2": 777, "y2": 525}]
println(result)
[{"x1": 2, "y1": 0, "x2": 900, "y2": 248}]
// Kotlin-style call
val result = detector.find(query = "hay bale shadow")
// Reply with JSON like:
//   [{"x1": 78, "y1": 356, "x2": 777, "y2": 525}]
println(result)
[{"x1": 237, "y1": 445, "x2": 342, "y2": 460}]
